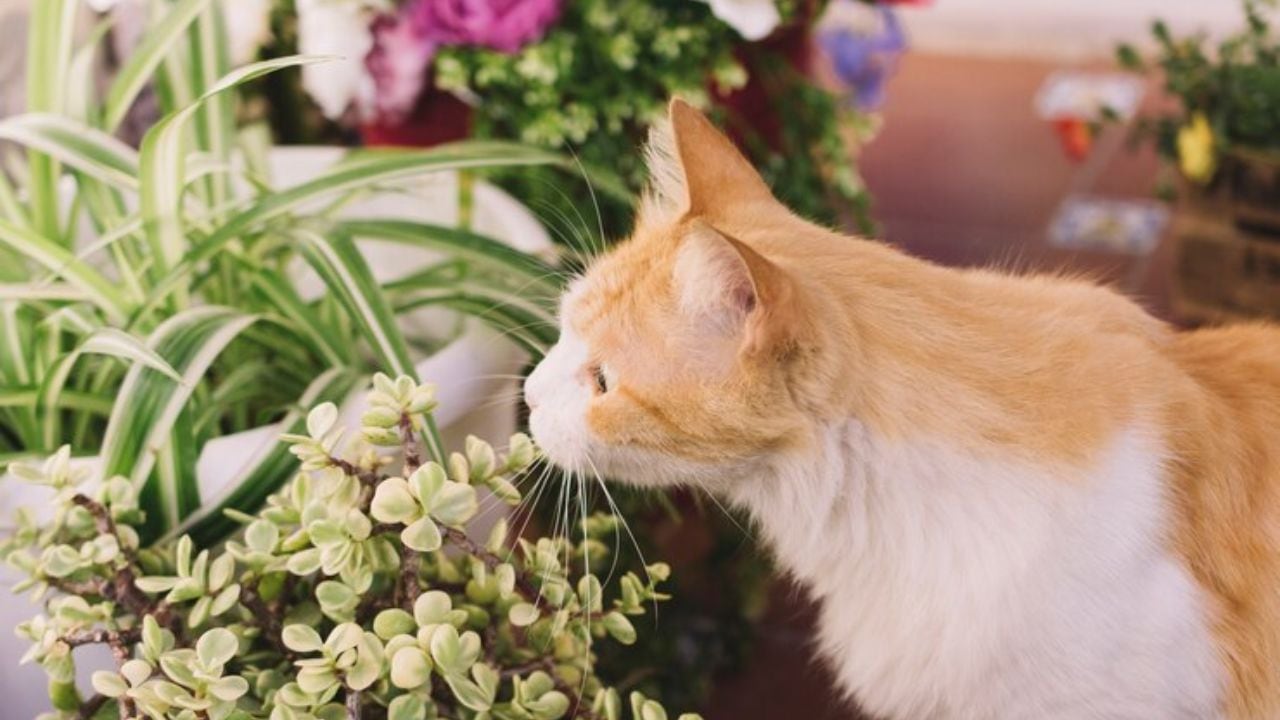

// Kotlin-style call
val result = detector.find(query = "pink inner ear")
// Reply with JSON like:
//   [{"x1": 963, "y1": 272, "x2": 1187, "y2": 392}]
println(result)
[
  {"x1": 673, "y1": 224, "x2": 759, "y2": 333},
  {"x1": 735, "y1": 285, "x2": 757, "y2": 315}
]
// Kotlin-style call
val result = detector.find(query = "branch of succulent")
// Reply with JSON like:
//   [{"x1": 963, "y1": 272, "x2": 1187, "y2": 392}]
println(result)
[{"x1": 1, "y1": 374, "x2": 697, "y2": 720}]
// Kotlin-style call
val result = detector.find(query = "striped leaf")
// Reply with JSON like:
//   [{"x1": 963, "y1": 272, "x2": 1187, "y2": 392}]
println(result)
[
  {"x1": 339, "y1": 219, "x2": 562, "y2": 296},
  {"x1": 0, "y1": 114, "x2": 140, "y2": 192},
  {"x1": 144, "y1": 144, "x2": 566, "y2": 305},
  {"x1": 24, "y1": 0, "x2": 78, "y2": 240},
  {"x1": 295, "y1": 226, "x2": 447, "y2": 461},
  {"x1": 103, "y1": 0, "x2": 216, "y2": 132},
  {"x1": 0, "y1": 219, "x2": 132, "y2": 323},
  {"x1": 393, "y1": 288, "x2": 558, "y2": 357},
  {"x1": 295, "y1": 227, "x2": 415, "y2": 376},
  {"x1": 100, "y1": 307, "x2": 258, "y2": 534},
  {"x1": 37, "y1": 327, "x2": 183, "y2": 449},
  {"x1": 139, "y1": 55, "x2": 330, "y2": 278}
]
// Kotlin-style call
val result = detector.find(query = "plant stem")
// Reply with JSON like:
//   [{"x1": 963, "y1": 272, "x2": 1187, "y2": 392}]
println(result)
[
  {"x1": 442, "y1": 526, "x2": 539, "y2": 600},
  {"x1": 398, "y1": 413, "x2": 422, "y2": 473},
  {"x1": 240, "y1": 582, "x2": 292, "y2": 658},
  {"x1": 77, "y1": 693, "x2": 109, "y2": 720},
  {"x1": 61, "y1": 628, "x2": 141, "y2": 648},
  {"x1": 71, "y1": 494, "x2": 155, "y2": 620},
  {"x1": 345, "y1": 689, "x2": 362, "y2": 720},
  {"x1": 395, "y1": 412, "x2": 422, "y2": 607},
  {"x1": 106, "y1": 633, "x2": 137, "y2": 720},
  {"x1": 327, "y1": 457, "x2": 381, "y2": 488}
]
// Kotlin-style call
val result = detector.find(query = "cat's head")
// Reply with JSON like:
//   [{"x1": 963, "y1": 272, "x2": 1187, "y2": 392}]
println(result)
[{"x1": 524, "y1": 99, "x2": 831, "y2": 489}]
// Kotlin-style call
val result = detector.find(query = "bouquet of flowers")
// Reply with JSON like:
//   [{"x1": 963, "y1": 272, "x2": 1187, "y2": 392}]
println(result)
[{"x1": 207, "y1": 0, "x2": 921, "y2": 234}]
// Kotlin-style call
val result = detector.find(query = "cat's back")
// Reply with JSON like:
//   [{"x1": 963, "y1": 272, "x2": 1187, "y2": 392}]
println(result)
[{"x1": 1165, "y1": 323, "x2": 1280, "y2": 720}]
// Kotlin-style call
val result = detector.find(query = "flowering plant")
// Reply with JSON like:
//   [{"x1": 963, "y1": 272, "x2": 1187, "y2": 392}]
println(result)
[
  {"x1": 3, "y1": 374, "x2": 697, "y2": 720},
  {"x1": 1116, "y1": 0, "x2": 1280, "y2": 186},
  {"x1": 246, "y1": 0, "x2": 887, "y2": 232}
]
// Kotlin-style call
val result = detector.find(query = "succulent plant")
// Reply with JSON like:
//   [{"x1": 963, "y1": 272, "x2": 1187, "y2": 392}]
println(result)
[{"x1": 3, "y1": 374, "x2": 698, "y2": 720}]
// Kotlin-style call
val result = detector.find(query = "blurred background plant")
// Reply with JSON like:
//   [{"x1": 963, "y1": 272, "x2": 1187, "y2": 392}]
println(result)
[
  {"x1": 1116, "y1": 0, "x2": 1279, "y2": 192},
  {"x1": 199, "y1": 0, "x2": 900, "y2": 238},
  {"x1": 1114, "y1": 0, "x2": 1280, "y2": 325}
]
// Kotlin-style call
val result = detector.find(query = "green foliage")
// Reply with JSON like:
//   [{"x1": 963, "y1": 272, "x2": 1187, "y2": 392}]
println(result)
[
  {"x1": 0, "y1": 1, "x2": 579, "y2": 542},
  {"x1": 432, "y1": 0, "x2": 874, "y2": 237},
  {"x1": 4, "y1": 375, "x2": 699, "y2": 720},
  {"x1": 1117, "y1": 0, "x2": 1280, "y2": 166}
]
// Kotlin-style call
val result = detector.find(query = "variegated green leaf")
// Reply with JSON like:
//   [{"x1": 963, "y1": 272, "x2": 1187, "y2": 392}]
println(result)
[
  {"x1": 100, "y1": 307, "x2": 258, "y2": 535},
  {"x1": 102, "y1": 0, "x2": 217, "y2": 132},
  {"x1": 0, "y1": 219, "x2": 131, "y2": 323}
]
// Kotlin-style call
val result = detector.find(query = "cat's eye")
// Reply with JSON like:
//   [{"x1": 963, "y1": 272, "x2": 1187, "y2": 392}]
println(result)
[{"x1": 589, "y1": 363, "x2": 612, "y2": 395}]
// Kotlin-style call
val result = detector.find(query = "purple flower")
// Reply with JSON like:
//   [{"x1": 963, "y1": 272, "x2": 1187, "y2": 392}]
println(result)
[
  {"x1": 412, "y1": 0, "x2": 562, "y2": 53},
  {"x1": 819, "y1": 7, "x2": 906, "y2": 110}
]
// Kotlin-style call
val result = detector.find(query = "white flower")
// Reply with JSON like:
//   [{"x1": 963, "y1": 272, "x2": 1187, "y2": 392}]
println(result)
[
  {"x1": 222, "y1": 0, "x2": 275, "y2": 66},
  {"x1": 698, "y1": 0, "x2": 781, "y2": 42},
  {"x1": 296, "y1": 0, "x2": 377, "y2": 119}
]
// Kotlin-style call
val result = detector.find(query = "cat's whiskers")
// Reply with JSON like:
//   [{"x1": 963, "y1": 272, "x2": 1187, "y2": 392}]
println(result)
[
  {"x1": 531, "y1": 198, "x2": 598, "y2": 271},
  {"x1": 566, "y1": 144, "x2": 610, "y2": 260},
  {"x1": 582, "y1": 455, "x2": 659, "y2": 620},
  {"x1": 686, "y1": 473, "x2": 755, "y2": 541}
]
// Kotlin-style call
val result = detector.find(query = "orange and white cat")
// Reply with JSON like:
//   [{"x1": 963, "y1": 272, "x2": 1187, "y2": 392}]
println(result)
[{"x1": 523, "y1": 99, "x2": 1280, "y2": 719}]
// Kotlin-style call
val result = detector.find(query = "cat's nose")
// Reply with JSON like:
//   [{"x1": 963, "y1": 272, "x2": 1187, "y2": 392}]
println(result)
[{"x1": 523, "y1": 384, "x2": 539, "y2": 411}]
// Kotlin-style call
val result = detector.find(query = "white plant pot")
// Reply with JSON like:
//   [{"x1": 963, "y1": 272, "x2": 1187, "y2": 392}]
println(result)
[{"x1": 0, "y1": 146, "x2": 552, "y2": 717}]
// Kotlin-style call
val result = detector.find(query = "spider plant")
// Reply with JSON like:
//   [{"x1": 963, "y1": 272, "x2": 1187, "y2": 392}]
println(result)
[{"x1": 0, "y1": 0, "x2": 590, "y2": 545}]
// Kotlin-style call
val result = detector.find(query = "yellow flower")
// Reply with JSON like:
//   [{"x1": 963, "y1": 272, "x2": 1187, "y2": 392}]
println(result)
[{"x1": 1177, "y1": 113, "x2": 1217, "y2": 184}]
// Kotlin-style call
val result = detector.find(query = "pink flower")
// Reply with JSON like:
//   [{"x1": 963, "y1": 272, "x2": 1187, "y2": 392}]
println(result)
[
  {"x1": 412, "y1": 0, "x2": 562, "y2": 53},
  {"x1": 364, "y1": 0, "x2": 561, "y2": 123},
  {"x1": 364, "y1": 10, "x2": 438, "y2": 123}
]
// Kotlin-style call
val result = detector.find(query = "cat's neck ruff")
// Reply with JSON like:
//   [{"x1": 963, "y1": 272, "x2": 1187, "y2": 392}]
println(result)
[{"x1": 725, "y1": 419, "x2": 1223, "y2": 720}]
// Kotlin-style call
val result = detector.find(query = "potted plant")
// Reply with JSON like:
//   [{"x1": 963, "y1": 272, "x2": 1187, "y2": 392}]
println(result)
[
  {"x1": 1118, "y1": 0, "x2": 1280, "y2": 223},
  {"x1": 213, "y1": 0, "x2": 883, "y2": 237},
  {"x1": 2, "y1": 374, "x2": 701, "y2": 720},
  {"x1": 0, "y1": 1, "x2": 608, "y2": 707},
  {"x1": 1117, "y1": 0, "x2": 1280, "y2": 321},
  {"x1": 0, "y1": 0, "x2": 597, "y2": 537}
]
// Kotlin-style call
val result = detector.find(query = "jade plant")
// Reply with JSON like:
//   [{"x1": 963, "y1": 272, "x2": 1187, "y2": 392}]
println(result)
[{"x1": 2, "y1": 374, "x2": 697, "y2": 720}]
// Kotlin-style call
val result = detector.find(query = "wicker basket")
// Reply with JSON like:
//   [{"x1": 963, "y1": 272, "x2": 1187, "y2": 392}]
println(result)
[
  {"x1": 1172, "y1": 207, "x2": 1280, "y2": 323},
  {"x1": 1225, "y1": 149, "x2": 1280, "y2": 234}
]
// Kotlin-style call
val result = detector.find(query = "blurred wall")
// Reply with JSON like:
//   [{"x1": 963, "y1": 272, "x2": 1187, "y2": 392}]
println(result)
[{"x1": 900, "y1": 0, "x2": 1247, "y2": 61}]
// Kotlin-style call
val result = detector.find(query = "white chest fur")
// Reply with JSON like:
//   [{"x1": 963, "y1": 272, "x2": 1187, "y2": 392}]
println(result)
[{"x1": 725, "y1": 421, "x2": 1223, "y2": 720}]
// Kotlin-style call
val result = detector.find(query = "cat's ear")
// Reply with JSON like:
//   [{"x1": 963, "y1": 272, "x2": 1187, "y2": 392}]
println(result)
[
  {"x1": 673, "y1": 222, "x2": 793, "y2": 354},
  {"x1": 640, "y1": 98, "x2": 775, "y2": 223}
]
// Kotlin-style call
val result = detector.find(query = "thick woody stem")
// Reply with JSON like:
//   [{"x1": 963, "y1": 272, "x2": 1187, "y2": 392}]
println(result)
[
  {"x1": 327, "y1": 457, "x2": 381, "y2": 488},
  {"x1": 240, "y1": 582, "x2": 292, "y2": 659}
]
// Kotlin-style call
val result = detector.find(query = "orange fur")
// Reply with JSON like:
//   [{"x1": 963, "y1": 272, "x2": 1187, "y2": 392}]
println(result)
[{"x1": 568, "y1": 100, "x2": 1280, "y2": 715}]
